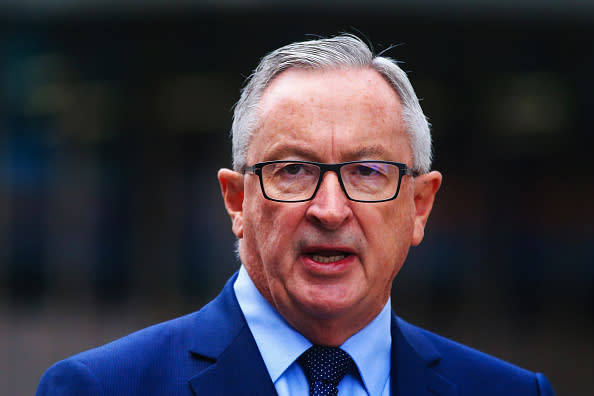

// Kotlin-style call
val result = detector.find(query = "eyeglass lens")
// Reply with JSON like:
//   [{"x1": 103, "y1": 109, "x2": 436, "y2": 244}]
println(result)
[{"x1": 260, "y1": 162, "x2": 401, "y2": 202}]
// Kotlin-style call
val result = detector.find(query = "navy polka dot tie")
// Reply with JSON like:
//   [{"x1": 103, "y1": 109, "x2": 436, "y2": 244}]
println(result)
[{"x1": 298, "y1": 345, "x2": 355, "y2": 396}]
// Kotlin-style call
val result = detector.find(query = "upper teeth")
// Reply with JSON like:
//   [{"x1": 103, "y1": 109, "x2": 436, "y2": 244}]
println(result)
[{"x1": 311, "y1": 255, "x2": 345, "y2": 263}]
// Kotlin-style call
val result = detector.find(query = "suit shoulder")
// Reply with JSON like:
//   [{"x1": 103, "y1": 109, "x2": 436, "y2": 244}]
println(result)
[
  {"x1": 427, "y1": 326, "x2": 530, "y2": 371},
  {"x1": 37, "y1": 358, "x2": 105, "y2": 396},
  {"x1": 396, "y1": 318, "x2": 556, "y2": 395},
  {"x1": 36, "y1": 310, "x2": 204, "y2": 395},
  {"x1": 36, "y1": 279, "x2": 242, "y2": 395},
  {"x1": 76, "y1": 310, "x2": 200, "y2": 363}
]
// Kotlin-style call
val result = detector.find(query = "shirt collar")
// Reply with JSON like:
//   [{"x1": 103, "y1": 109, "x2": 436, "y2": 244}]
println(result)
[
  {"x1": 234, "y1": 265, "x2": 311, "y2": 382},
  {"x1": 234, "y1": 265, "x2": 391, "y2": 395},
  {"x1": 341, "y1": 297, "x2": 392, "y2": 396}
]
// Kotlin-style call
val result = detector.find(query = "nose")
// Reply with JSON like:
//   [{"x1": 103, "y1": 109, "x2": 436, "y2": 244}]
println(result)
[{"x1": 305, "y1": 171, "x2": 353, "y2": 230}]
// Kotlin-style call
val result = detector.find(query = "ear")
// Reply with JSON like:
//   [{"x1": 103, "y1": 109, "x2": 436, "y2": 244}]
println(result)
[
  {"x1": 411, "y1": 171, "x2": 442, "y2": 246},
  {"x1": 218, "y1": 168, "x2": 245, "y2": 239}
]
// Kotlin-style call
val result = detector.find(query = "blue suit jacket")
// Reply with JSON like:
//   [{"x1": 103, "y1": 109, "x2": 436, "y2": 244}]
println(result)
[{"x1": 37, "y1": 274, "x2": 555, "y2": 396}]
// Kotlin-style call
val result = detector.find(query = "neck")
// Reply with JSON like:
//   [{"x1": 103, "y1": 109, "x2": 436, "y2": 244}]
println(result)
[{"x1": 280, "y1": 300, "x2": 386, "y2": 347}]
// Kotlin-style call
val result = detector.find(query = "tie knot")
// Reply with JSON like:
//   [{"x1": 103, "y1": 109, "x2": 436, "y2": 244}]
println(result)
[{"x1": 298, "y1": 345, "x2": 354, "y2": 395}]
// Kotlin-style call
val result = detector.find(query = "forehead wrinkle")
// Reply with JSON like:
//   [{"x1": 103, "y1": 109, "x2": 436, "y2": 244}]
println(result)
[{"x1": 331, "y1": 124, "x2": 336, "y2": 161}]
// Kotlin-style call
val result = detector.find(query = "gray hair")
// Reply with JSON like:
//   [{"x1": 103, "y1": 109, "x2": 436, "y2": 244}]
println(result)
[{"x1": 231, "y1": 34, "x2": 433, "y2": 174}]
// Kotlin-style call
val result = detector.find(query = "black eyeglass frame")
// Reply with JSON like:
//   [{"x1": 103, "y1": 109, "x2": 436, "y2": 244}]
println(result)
[{"x1": 242, "y1": 160, "x2": 418, "y2": 203}]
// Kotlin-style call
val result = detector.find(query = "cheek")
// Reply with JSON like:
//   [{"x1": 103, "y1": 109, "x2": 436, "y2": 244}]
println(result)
[
  {"x1": 243, "y1": 198, "x2": 304, "y2": 263},
  {"x1": 364, "y1": 200, "x2": 415, "y2": 265}
]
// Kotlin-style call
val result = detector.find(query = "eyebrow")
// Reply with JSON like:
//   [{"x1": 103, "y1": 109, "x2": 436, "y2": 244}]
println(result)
[
  {"x1": 263, "y1": 144, "x2": 392, "y2": 162},
  {"x1": 264, "y1": 145, "x2": 319, "y2": 161},
  {"x1": 344, "y1": 146, "x2": 390, "y2": 160}
]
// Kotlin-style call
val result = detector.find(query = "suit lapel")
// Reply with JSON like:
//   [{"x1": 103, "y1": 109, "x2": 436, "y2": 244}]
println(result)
[
  {"x1": 187, "y1": 274, "x2": 277, "y2": 396},
  {"x1": 186, "y1": 274, "x2": 458, "y2": 396},
  {"x1": 391, "y1": 315, "x2": 458, "y2": 396}
]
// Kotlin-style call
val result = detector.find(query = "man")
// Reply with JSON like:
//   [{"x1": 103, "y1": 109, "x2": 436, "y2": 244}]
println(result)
[{"x1": 37, "y1": 34, "x2": 556, "y2": 395}]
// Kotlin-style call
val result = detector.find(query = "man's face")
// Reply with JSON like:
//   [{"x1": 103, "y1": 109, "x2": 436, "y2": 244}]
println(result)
[{"x1": 219, "y1": 67, "x2": 441, "y2": 345}]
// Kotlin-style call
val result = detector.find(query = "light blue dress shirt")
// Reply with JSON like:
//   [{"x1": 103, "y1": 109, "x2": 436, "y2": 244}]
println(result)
[{"x1": 234, "y1": 265, "x2": 391, "y2": 396}]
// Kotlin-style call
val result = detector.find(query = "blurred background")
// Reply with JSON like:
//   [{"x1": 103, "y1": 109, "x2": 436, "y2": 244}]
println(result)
[{"x1": 1, "y1": 1, "x2": 592, "y2": 394}]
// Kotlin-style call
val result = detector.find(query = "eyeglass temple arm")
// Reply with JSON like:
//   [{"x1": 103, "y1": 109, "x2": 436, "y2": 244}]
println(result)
[{"x1": 405, "y1": 166, "x2": 421, "y2": 177}]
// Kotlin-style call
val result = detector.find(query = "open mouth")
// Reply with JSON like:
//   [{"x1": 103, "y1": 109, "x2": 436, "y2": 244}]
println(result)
[{"x1": 305, "y1": 251, "x2": 352, "y2": 264}]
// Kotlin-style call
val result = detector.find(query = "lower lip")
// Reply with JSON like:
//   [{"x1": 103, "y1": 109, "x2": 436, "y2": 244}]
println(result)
[{"x1": 300, "y1": 254, "x2": 355, "y2": 275}]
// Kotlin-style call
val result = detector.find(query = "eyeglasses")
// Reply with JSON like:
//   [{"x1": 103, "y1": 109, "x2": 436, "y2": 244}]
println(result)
[{"x1": 242, "y1": 160, "x2": 418, "y2": 203}]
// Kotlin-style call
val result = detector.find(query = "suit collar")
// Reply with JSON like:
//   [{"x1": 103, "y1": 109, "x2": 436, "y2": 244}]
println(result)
[
  {"x1": 187, "y1": 273, "x2": 278, "y2": 395},
  {"x1": 391, "y1": 315, "x2": 459, "y2": 396},
  {"x1": 188, "y1": 273, "x2": 245, "y2": 359},
  {"x1": 186, "y1": 274, "x2": 457, "y2": 396}
]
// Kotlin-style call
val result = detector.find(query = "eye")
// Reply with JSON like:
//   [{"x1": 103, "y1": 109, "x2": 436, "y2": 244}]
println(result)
[
  {"x1": 282, "y1": 163, "x2": 305, "y2": 175},
  {"x1": 356, "y1": 164, "x2": 383, "y2": 177}
]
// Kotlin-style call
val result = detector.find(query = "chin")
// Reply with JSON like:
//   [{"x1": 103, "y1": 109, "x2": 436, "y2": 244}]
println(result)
[{"x1": 296, "y1": 285, "x2": 363, "y2": 319}]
